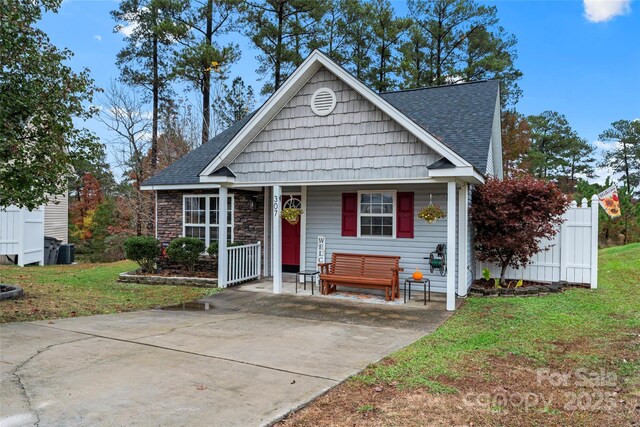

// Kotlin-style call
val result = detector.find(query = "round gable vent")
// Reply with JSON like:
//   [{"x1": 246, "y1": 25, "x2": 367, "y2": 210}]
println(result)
[{"x1": 311, "y1": 88, "x2": 337, "y2": 116}]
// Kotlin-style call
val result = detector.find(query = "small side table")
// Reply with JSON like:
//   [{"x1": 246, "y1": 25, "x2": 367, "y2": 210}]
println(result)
[
  {"x1": 404, "y1": 278, "x2": 431, "y2": 305},
  {"x1": 296, "y1": 270, "x2": 320, "y2": 295}
]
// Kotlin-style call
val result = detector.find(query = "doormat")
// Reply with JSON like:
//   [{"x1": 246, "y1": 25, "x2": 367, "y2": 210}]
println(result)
[{"x1": 325, "y1": 291, "x2": 403, "y2": 305}]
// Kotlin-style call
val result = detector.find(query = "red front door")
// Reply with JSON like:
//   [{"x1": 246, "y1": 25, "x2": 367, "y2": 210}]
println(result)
[{"x1": 282, "y1": 196, "x2": 301, "y2": 273}]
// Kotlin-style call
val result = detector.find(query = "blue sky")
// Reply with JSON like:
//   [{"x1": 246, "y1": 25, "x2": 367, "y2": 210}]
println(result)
[{"x1": 41, "y1": 0, "x2": 639, "y2": 182}]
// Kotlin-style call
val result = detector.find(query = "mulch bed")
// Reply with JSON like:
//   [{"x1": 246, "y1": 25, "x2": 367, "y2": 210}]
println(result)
[{"x1": 470, "y1": 279, "x2": 590, "y2": 297}]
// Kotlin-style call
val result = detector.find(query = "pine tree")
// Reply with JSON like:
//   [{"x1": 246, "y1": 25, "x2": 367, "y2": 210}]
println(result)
[
  {"x1": 365, "y1": 0, "x2": 410, "y2": 93},
  {"x1": 402, "y1": 0, "x2": 521, "y2": 105},
  {"x1": 599, "y1": 119, "x2": 640, "y2": 194},
  {"x1": 173, "y1": 0, "x2": 241, "y2": 146},
  {"x1": 242, "y1": 0, "x2": 327, "y2": 95},
  {"x1": 112, "y1": 0, "x2": 187, "y2": 172}
]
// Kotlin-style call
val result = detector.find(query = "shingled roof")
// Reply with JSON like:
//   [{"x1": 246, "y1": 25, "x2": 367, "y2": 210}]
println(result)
[
  {"x1": 142, "y1": 80, "x2": 498, "y2": 187},
  {"x1": 142, "y1": 112, "x2": 255, "y2": 186},
  {"x1": 380, "y1": 80, "x2": 499, "y2": 173}
]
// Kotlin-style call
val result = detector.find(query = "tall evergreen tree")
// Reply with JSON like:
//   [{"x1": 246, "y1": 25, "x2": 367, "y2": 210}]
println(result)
[
  {"x1": 399, "y1": 22, "x2": 431, "y2": 89},
  {"x1": 112, "y1": 0, "x2": 187, "y2": 172},
  {"x1": 242, "y1": 0, "x2": 327, "y2": 95},
  {"x1": 599, "y1": 119, "x2": 640, "y2": 194},
  {"x1": 173, "y1": 0, "x2": 241, "y2": 146},
  {"x1": 312, "y1": 0, "x2": 358, "y2": 66},
  {"x1": 527, "y1": 111, "x2": 573, "y2": 180},
  {"x1": 563, "y1": 133, "x2": 596, "y2": 181},
  {"x1": 402, "y1": 0, "x2": 521, "y2": 105},
  {"x1": 365, "y1": 0, "x2": 410, "y2": 93},
  {"x1": 341, "y1": 0, "x2": 375, "y2": 81}
]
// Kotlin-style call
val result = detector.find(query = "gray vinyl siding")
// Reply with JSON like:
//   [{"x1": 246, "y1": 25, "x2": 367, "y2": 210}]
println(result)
[
  {"x1": 44, "y1": 193, "x2": 68, "y2": 243},
  {"x1": 229, "y1": 67, "x2": 439, "y2": 183},
  {"x1": 303, "y1": 184, "x2": 451, "y2": 293}
]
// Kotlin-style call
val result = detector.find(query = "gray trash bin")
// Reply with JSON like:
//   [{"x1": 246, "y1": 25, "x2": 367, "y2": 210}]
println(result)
[
  {"x1": 58, "y1": 244, "x2": 72, "y2": 264},
  {"x1": 44, "y1": 236, "x2": 62, "y2": 265}
]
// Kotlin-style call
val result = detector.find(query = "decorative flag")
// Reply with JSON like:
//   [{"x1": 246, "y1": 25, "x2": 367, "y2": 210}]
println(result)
[{"x1": 597, "y1": 185, "x2": 621, "y2": 218}]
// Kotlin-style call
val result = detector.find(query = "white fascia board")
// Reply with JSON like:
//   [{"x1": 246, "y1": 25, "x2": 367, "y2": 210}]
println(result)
[
  {"x1": 491, "y1": 92, "x2": 504, "y2": 179},
  {"x1": 199, "y1": 50, "x2": 471, "y2": 177},
  {"x1": 219, "y1": 176, "x2": 481, "y2": 188},
  {"x1": 199, "y1": 175, "x2": 236, "y2": 184},
  {"x1": 140, "y1": 183, "x2": 221, "y2": 191},
  {"x1": 428, "y1": 167, "x2": 485, "y2": 184}
]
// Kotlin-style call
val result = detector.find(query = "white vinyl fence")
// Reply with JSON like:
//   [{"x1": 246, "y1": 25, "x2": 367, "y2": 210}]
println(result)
[
  {"x1": 0, "y1": 206, "x2": 45, "y2": 266},
  {"x1": 226, "y1": 241, "x2": 262, "y2": 286},
  {"x1": 477, "y1": 195, "x2": 599, "y2": 289}
]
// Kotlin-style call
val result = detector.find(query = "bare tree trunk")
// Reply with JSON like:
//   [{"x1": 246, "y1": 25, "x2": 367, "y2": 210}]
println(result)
[
  {"x1": 151, "y1": 33, "x2": 159, "y2": 172},
  {"x1": 201, "y1": 0, "x2": 213, "y2": 146},
  {"x1": 274, "y1": 3, "x2": 284, "y2": 91}
]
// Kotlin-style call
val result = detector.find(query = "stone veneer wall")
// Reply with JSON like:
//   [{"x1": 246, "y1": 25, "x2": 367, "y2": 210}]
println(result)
[{"x1": 156, "y1": 189, "x2": 265, "y2": 246}]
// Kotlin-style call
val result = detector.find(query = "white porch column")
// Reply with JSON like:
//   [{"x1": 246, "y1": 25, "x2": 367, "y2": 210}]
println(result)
[
  {"x1": 446, "y1": 181, "x2": 457, "y2": 311},
  {"x1": 457, "y1": 183, "x2": 469, "y2": 297},
  {"x1": 272, "y1": 185, "x2": 282, "y2": 294},
  {"x1": 217, "y1": 187, "x2": 228, "y2": 288}
]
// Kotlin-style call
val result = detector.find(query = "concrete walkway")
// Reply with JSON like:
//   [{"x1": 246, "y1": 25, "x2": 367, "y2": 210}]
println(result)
[{"x1": 0, "y1": 289, "x2": 452, "y2": 427}]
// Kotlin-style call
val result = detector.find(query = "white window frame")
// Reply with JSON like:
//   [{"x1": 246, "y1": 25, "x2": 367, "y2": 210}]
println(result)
[
  {"x1": 357, "y1": 190, "x2": 396, "y2": 239},
  {"x1": 182, "y1": 194, "x2": 234, "y2": 247}
]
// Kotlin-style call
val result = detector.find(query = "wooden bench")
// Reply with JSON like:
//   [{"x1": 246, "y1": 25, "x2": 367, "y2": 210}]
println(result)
[{"x1": 319, "y1": 253, "x2": 403, "y2": 301}]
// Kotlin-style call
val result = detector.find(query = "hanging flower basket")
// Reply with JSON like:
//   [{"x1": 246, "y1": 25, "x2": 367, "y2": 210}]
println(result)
[
  {"x1": 418, "y1": 205, "x2": 446, "y2": 224},
  {"x1": 281, "y1": 207, "x2": 303, "y2": 225}
]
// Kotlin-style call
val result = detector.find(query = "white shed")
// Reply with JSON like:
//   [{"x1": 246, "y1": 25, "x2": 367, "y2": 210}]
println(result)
[
  {"x1": 0, "y1": 205, "x2": 45, "y2": 266},
  {"x1": 0, "y1": 193, "x2": 68, "y2": 266}
]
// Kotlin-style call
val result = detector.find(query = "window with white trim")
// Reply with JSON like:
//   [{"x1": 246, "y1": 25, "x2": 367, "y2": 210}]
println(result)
[
  {"x1": 358, "y1": 192, "x2": 395, "y2": 237},
  {"x1": 183, "y1": 195, "x2": 234, "y2": 247}
]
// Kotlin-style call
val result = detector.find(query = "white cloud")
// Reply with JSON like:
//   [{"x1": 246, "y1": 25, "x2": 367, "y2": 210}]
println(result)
[
  {"x1": 94, "y1": 35, "x2": 102, "y2": 41},
  {"x1": 118, "y1": 22, "x2": 138, "y2": 37},
  {"x1": 583, "y1": 0, "x2": 631, "y2": 23},
  {"x1": 593, "y1": 139, "x2": 618, "y2": 150}
]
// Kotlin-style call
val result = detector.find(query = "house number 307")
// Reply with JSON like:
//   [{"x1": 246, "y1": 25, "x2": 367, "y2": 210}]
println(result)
[{"x1": 273, "y1": 196, "x2": 279, "y2": 217}]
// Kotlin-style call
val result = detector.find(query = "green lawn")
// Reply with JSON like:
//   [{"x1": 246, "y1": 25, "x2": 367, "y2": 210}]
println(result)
[
  {"x1": 357, "y1": 243, "x2": 640, "y2": 389},
  {"x1": 0, "y1": 261, "x2": 217, "y2": 323},
  {"x1": 281, "y1": 244, "x2": 640, "y2": 426}
]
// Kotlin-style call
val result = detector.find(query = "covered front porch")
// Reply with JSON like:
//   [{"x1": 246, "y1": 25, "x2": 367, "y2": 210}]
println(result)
[
  {"x1": 235, "y1": 274, "x2": 461, "y2": 310},
  {"x1": 216, "y1": 179, "x2": 472, "y2": 311}
]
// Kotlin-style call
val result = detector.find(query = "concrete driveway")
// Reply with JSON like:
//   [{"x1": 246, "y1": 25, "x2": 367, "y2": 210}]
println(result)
[{"x1": 0, "y1": 289, "x2": 451, "y2": 427}]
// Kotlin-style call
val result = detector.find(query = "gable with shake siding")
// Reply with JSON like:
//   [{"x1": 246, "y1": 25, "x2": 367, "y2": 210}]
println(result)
[{"x1": 228, "y1": 67, "x2": 440, "y2": 183}]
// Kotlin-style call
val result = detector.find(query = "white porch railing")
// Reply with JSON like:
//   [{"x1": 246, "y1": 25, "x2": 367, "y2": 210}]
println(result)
[{"x1": 226, "y1": 241, "x2": 262, "y2": 286}]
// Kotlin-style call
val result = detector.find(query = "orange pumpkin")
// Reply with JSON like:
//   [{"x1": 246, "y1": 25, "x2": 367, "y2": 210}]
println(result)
[{"x1": 412, "y1": 267, "x2": 423, "y2": 280}]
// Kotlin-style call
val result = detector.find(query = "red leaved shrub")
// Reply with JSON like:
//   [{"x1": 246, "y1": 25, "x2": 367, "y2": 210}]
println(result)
[{"x1": 470, "y1": 176, "x2": 569, "y2": 285}]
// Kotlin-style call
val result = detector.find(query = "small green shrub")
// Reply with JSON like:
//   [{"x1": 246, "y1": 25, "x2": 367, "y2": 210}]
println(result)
[
  {"x1": 167, "y1": 237, "x2": 205, "y2": 274},
  {"x1": 206, "y1": 241, "x2": 244, "y2": 256},
  {"x1": 124, "y1": 236, "x2": 161, "y2": 273}
]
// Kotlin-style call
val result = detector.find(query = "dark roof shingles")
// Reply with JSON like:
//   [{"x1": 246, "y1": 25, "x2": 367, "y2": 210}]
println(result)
[
  {"x1": 380, "y1": 80, "x2": 499, "y2": 173},
  {"x1": 143, "y1": 80, "x2": 498, "y2": 186},
  {"x1": 142, "y1": 112, "x2": 254, "y2": 186}
]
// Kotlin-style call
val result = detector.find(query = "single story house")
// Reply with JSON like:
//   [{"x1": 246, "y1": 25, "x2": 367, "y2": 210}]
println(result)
[{"x1": 141, "y1": 50, "x2": 503, "y2": 311}]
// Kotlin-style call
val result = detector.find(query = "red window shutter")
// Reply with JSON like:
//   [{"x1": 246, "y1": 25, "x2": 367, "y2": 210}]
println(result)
[
  {"x1": 342, "y1": 193, "x2": 358, "y2": 236},
  {"x1": 397, "y1": 192, "x2": 414, "y2": 238}
]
